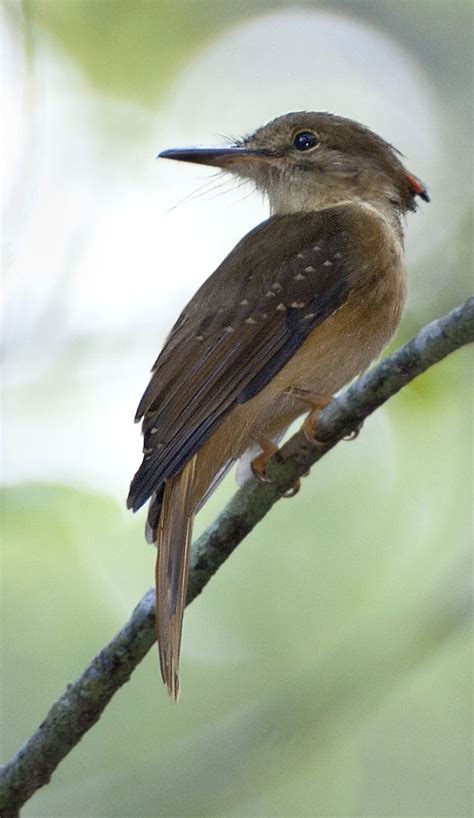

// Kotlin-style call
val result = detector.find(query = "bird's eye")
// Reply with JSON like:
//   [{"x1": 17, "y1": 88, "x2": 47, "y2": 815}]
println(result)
[{"x1": 293, "y1": 131, "x2": 319, "y2": 151}]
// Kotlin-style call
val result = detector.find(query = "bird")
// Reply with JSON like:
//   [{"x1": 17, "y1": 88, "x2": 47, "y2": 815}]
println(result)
[{"x1": 127, "y1": 111, "x2": 429, "y2": 700}]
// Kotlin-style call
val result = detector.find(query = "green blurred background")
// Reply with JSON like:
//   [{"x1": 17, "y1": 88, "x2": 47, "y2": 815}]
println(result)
[{"x1": 1, "y1": 1, "x2": 473, "y2": 816}]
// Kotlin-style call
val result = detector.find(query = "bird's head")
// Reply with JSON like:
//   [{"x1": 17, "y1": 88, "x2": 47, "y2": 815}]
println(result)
[{"x1": 159, "y1": 111, "x2": 429, "y2": 216}]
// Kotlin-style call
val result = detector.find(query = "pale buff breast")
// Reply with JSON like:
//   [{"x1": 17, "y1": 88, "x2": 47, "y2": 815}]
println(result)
[
  {"x1": 238, "y1": 267, "x2": 404, "y2": 431},
  {"x1": 195, "y1": 264, "x2": 406, "y2": 490},
  {"x1": 194, "y1": 209, "x2": 407, "y2": 497}
]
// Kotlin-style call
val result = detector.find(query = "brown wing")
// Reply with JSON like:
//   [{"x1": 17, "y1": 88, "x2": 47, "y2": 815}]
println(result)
[{"x1": 127, "y1": 207, "x2": 361, "y2": 511}]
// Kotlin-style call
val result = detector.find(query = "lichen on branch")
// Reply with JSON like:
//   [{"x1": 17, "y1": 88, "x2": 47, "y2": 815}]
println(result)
[{"x1": 1, "y1": 297, "x2": 473, "y2": 818}]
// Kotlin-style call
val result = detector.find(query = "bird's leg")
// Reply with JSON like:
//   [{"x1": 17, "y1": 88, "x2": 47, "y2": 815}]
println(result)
[
  {"x1": 286, "y1": 387, "x2": 333, "y2": 447},
  {"x1": 251, "y1": 437, "x2": 281, "y2": 483},
  {"x1": 288, "y1": 387, "x2": 365, "y2": 444},
  {"x1": 251, "y1": 437, "x2": 301, "y2": 498}
]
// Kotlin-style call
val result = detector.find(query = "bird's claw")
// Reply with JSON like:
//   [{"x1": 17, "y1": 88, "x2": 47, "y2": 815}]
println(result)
[
  {"x1": 288, "y1": 390, "x2": 333, "y2": 448},
  {"x1": 278, "y1": 479, "x2": 301, "y2": 498},
  {"x1": 250, "y1": 438, "x2": 280, "y2": 483},
  {"x1": 250, "y1": 437, "x2": 301, "y2": 498},
  {"x1": 342, "y1": 421, "x2": 364, "y2": 441},
  {"x1": 302, "y1": 415, "x2": 328, "y2": 448}
]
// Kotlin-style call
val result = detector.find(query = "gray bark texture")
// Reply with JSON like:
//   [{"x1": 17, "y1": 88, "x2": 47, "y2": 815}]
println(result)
[{"x1": 1, "y1": 296, "x2": 473, "y2": 817}]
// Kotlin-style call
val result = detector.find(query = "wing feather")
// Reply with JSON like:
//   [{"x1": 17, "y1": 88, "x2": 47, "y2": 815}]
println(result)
[{"x1": 128, "y1": 208, "x2": 359, "y2": 511}]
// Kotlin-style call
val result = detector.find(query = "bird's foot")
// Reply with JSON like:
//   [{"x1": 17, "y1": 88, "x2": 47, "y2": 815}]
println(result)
[
  {"x1": 250, "y1": 437, "x2": 301, "y2": 498},
  {"x1": 250, "y1": 437, "x2": 280, "y2": 483},
  {"x1": 286, "y1": 387, "x2": 333, "y2": 447}
]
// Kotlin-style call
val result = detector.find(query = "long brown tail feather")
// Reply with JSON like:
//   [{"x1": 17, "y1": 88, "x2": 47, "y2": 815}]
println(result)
[{"x1": 155, "y1": 455, "x2": 197, "y2": 701}]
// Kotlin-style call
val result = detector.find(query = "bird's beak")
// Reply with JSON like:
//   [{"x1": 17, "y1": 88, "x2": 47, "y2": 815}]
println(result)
[{"x1": 158, "y1": 145, "x2": 275, "y2": 168}]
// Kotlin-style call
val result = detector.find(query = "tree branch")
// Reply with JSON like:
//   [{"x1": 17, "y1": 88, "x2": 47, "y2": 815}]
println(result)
[{"x1": 1, "y1": 297, "x2": 473, "y2": 817}]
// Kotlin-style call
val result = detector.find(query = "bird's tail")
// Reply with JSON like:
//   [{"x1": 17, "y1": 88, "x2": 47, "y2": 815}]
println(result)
[{"x1": 156, "y1": 455, "x2": 197, "y2": 701}]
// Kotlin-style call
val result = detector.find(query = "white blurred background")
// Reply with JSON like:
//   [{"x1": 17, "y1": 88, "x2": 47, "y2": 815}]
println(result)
[
  {"x1": 2, "y1": 4, "x2": 469, "y2": 494},
  {"x1": 1, "y1": 3, "x2": 472, "y2": 817}
]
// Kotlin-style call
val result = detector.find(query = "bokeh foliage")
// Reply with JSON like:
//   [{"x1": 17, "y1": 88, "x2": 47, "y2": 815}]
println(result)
[
  {"x1": 2, "y1": 1, "x2": 473, "y2": 816},
  {"x1": 3, "y1": 349, "x2": 472, "y2": 816}
]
